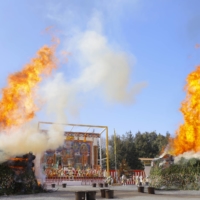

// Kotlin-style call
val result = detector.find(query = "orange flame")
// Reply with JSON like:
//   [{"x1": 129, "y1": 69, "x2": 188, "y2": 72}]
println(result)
[
  {"x1": 0, "y1": 45, "x2": 56, "y2": 130},
  {"x1": 37, "y1": 181, "x2": 41, "y2": 186},
  {"x1": 9, "y1": 158, "x2": 28, "y2": 161},
  {"x1": 171, "y1": 66, "x2": 200, "y2": 155}
]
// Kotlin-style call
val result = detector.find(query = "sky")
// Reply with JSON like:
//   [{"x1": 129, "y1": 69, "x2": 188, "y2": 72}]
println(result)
[{"x1": 1, "y1": 0, "x2": 200, "y2": 139}]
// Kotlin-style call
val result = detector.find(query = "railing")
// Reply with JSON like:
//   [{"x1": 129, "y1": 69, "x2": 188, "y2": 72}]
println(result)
[{"x1": 45, "y1": 176, "x2": 106, "y2": 186}]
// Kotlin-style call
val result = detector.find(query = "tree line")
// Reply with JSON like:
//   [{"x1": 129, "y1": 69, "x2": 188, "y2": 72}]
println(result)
[{"x1": 100, "y1": 131, "x2": 170, "y2": 170}]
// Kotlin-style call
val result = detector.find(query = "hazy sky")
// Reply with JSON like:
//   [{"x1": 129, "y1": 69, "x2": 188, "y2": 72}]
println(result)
[{"x1": 1, "y1": 0, "x2": 200, "y2": 138}]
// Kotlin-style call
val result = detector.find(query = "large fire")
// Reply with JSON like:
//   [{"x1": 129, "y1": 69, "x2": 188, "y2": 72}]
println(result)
[
  {"x1": 171, "y1": 65, "x2": 200, "y2": 155},
  {"x1": 0, "y1": 46, "x2": 56, "y2": 130}
]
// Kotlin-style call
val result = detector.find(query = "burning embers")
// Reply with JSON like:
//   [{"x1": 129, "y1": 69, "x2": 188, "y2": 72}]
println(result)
[{"x1": 6, "y1": 152, "x2": 35, "y2": 170}]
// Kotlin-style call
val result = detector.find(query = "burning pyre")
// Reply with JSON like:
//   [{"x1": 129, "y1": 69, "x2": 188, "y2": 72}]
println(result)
[
  {"x1": 0, "y1": 153, "x2": 43, "y2": 195},
  {"x1": 171, "y1": 65, "x2": 200, "y2": 155},
  {"x1": 150, "y1": 65, "x2": 200, "y2": 190},
  {"x1": 0, "y1": 44, "x2": 57, "y2": 195}
]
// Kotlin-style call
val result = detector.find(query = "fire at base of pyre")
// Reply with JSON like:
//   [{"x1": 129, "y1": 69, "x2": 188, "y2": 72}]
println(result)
[
  {"x1": 149, "y1": 154, "x2": 200, "y2": 190},
  {"x1": 0, "y1": 153, "x2": 44, "y2": 195}
]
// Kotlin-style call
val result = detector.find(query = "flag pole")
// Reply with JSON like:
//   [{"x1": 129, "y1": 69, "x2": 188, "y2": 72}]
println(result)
[{"x1": 114, "y1": 129, "x2": 117, "y2": 180}]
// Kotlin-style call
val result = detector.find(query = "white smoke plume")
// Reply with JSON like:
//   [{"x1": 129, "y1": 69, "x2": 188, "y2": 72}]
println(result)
[
  {"x1": 34, "y1": 153, "x2": 46, "y2": 184},
  {"x1": 0, "y1": 122, "x2": 65, "y2": 163},
  {"x1": 40, "y1": 29, "x2": 146, "y2": 121},
  {"x1": 40, "y1": 73, "x2": 82, "y2": 122},
  {"x1": 174, "y1": 150, "x2": 200, "y2": 163},
  {"x1": 74, "y1": 30, "x2": 146, "y2": 103}
]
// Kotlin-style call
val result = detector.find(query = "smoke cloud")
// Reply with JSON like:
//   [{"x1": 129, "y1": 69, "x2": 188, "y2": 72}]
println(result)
[
  {"x1": 40, "y1": 29, "x2": 146, "y2": 122},
  {"x1": 75, "y1": 30, "x2": 146, "y2": 103},
  {"x1": 174, "y1": 150, "x2": 200, "y2": 163},
  {"x1": 0, "y1": 122, "x2": 65, "y2": 163}
]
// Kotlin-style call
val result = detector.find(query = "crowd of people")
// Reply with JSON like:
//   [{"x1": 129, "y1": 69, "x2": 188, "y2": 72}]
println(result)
[
  {"x1": 105, "y1": 174, "x2": 149, "y2": 186},
  {"x1": 120, "y1": 174, "x2": 149, "y2": 186}
]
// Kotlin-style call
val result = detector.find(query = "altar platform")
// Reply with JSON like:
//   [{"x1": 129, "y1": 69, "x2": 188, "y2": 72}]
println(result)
[{"x1": 45, "y1": 177, "x2": 106, "y2": 186}]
